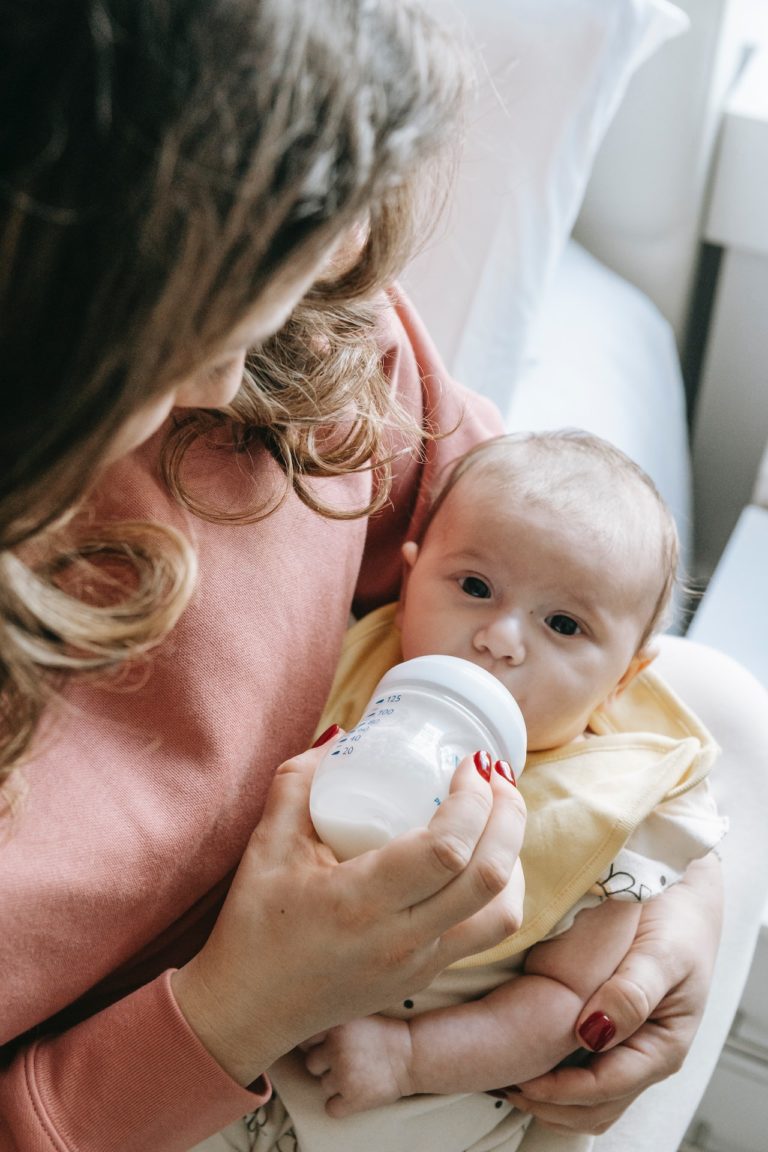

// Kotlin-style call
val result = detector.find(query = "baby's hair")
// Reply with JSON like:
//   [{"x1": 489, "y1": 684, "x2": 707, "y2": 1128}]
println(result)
[
  {"x1": 0, "y1": 0, "x2": 469, "y2": 793},
  {"x1": 427, "y1": 430, "x2": 681, "y2": 651}
]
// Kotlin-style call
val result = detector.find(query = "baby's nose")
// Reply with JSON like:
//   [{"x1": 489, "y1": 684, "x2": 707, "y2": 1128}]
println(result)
[{"x1": 475, "y1": 614, "x2": 526, "y2": 665}]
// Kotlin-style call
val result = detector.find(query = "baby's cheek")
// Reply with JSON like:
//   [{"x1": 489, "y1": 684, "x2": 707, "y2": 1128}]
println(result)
[{"x1": 524, "y1": 698, "x2": 585, "y2": 752}]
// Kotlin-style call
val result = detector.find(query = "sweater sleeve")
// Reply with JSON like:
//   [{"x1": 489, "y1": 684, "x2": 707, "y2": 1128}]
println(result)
[
  {"x1": 353, "y1": 286, "x2": 504, "y2": 616},
  {"x1": 0, "y1": 972, "x2": 267, "y2": 1152}
]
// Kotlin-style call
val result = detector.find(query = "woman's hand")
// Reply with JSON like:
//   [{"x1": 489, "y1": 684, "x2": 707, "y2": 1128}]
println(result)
[
  {"x1": 501, "y1": 855, "x2": 723, "y2": 1135},
  {"x1": 172, "y1": 745, "x2": 525, "y2": 1087}
]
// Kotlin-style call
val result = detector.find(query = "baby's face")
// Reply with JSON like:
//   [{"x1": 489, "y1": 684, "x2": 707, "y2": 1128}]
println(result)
[{"x1": 397, "y1": 473, "x2": 658, "y2": 751}]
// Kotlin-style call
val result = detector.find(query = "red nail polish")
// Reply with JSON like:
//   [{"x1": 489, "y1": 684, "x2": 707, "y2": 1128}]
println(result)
[
  {"x1": 578, "y1": 1011, "x2": 616, "y2": 1052},
  {"x1": 312, "y1": 724, "x2": 341, "y2": 748},
  {"x1": 473, "y1": 750, "x2": 492, "y2": 780},
  {"x1": 494, "y1": 760, "x2": 516, "y2": 786}
]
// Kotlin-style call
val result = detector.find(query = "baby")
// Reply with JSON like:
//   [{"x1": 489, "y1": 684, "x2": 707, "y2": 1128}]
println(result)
[{"x1": 268, "y1": 430, "x2": 726, "y2": 1152}]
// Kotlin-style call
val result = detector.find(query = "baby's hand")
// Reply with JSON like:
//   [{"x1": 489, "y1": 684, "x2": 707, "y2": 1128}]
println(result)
[{"x1": 302, "y1": 1016, "x2": 414, "y2": 1116}]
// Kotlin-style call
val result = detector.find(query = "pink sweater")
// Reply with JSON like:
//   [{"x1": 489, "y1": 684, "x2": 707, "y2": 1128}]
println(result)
[{"x1": 0, "y1": 291, "x2": 501, "y2": 1151}]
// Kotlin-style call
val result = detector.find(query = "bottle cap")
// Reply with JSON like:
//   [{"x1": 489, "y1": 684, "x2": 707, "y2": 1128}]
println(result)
[{"x1": 375, "y1": 655, "x2": 527, "y2": 773}]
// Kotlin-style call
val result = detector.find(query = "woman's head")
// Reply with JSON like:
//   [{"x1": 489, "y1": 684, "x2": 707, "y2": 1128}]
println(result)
[
  {"x1": 1, "y1": 0, "x2": 466, "y2": 548},
  {"x1": 0, "y1": 0, "x2": 468, "y2": 791}
]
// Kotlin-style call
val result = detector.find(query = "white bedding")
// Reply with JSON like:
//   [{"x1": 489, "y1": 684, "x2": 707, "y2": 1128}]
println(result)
[
  {"x1": 397, "y1": 7, "x2": 763, "y2": 1151},
  {"x1": 408, "y1": 235, "x2": 693, "y2": 626},
  {"x1": 399, "y1": 0, "x2": 692, "y2": 592},
  {"x1": 503, "y1": 239, "x2": 693, "y2": 573}
]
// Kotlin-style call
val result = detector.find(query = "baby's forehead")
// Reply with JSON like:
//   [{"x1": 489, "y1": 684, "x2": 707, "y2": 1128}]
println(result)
[
  {"x1": 448, "y1": 451, "x2": 647, "y2": 527},
  {"x1": 442, "y1": 456, "x2": 665, "y2": 582}
]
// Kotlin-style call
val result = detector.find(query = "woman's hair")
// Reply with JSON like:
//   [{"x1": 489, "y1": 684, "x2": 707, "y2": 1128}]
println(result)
[
  {"x1": 0, "y1": 0, "x2": 468, "y2": 789},
  {"x1": 427, "y1": 430, "x2": 681, "y2": 650}
]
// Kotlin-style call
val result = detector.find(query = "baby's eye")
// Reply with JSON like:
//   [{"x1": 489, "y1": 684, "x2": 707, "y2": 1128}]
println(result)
[
  {"x1": 546, "y1": 613, "x2": 581, "y2": 636},
  {"x1": 459, "y1": 576, "x2": 491, "y2": 599}
]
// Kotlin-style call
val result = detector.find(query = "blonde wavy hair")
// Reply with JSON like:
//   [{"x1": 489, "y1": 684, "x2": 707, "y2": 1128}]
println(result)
[{"x1": 0, "y1": 0, "x2": 468, "y2": 792}]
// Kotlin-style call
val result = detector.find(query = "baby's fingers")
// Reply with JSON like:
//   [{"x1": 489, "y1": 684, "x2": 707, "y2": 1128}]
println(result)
[
  {"x1": 304, "y1": 1042, "x2": 332, "y2": 1078},
  {"x1": 298, "y1": 1031, "x2": 328, "y2": 1053}
]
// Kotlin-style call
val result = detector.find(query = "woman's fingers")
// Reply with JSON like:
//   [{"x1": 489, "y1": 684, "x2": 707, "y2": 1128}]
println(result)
[
  {"x1": 428, "y1": 760, "x2": 526, "y2": 963},
  {"x1": 574, "y1": 858, "x2": 720, "y2": 1055},
  {"x1": 250, "y1": 744, "x2": 337, "y2": 859},
  {"x1": 573, "y1": 904, "x2": 695, "y2": 1053},
  {"x1": 504, "y1": 1090, "x2": 627, "y2": 1137},
  {"x1": 515, "y1": 1033, "x2": 659, "y2": 1104},
  {"x1": 574, "y1": 957, "x2": 663, "y2": 1053},
  {"x1": 506, "y1": 1036, "x2": 666, "y2": 1134},
  {"x1": 484, "y1": 862, "x2": 725, "y2": 1139},
  {"x1": 352, "y1": 755, "x2": 525, "y2": 916},
  {"x1": 258, "y1": 745, "x2": 523, "y2": 945},
  {"x1": 500, "y1": 860, "x2": 724, "y2": 1136},
  {"x1": 438, "y1": 853, "x2": 526, "y2": 966},
  {"x1": 347, "y1": 753, "x2": 493, "y2": 906},
  {"x1": 173, "y1": 743, "x2": 525, "y2": 1085},
  {"x1": 346, "y1": 753, "x2": 525, "y2": 956},
  {"x1": 253, "y1": 744, "x2": 523, "y2": 956}
]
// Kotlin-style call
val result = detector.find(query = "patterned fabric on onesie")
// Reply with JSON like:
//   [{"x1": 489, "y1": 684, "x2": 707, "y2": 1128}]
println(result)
[
  {"x1": 186, "y1": 1095, "x2": 297, "y2": 1152},
  {"x1": 238, "y1": 1098, "x2": 533, "y2": 1152},
  {"x1": 186, "y1": 1104, "x2": 598, "y2": 1152}
]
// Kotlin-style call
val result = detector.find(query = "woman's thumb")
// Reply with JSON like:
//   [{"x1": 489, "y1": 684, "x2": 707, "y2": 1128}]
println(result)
[{"x1": 575, "y1": 951, "x2": 668, "y2": 1051}]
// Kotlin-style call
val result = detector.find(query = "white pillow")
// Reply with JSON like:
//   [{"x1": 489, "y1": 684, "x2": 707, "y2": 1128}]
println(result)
[
  {"x1": 403, "y1": 0, "x2": 688, "y2": 413},
  {"x1": 505, "y1": 239, "x2": 693, "y2": 601}
]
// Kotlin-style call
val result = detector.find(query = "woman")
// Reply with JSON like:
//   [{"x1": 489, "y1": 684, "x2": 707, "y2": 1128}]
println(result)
[{"x1": 0, "y1": 2, "x2": 740, "y2": 1149}]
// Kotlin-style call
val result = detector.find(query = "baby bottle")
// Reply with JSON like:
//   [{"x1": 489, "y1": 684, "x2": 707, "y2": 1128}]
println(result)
[{"x1": 309, "y1": 654, "x2": 527, "y2": 861}]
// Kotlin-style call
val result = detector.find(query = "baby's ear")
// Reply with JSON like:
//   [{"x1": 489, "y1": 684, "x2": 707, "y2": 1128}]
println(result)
[
  {"x1": 395, "y1": 541, "x2": 419, "y2": 627},
  {"x1": 614, "y1": 641, "x2": 660, "y2": 697}
]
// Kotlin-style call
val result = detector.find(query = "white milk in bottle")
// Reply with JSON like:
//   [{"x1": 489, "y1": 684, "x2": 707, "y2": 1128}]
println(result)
[{"x1": 310, "y1": 654, "x2": 527, "y2": 860}]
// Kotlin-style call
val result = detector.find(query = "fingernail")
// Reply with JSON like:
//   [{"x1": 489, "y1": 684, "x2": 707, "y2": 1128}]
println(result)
[
  {"x1": 494, "y1": 759, "x2": 516, "y2": 786},
  {"x1": 473, "y1": 750, "x2": 492, "y2": 780},
  {"x1": 578, "y1": 1011, "x2": 616, "y2": 1052},
  {"x1": 312, "y1": 724, "x2": 341, "y2": 748}
]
